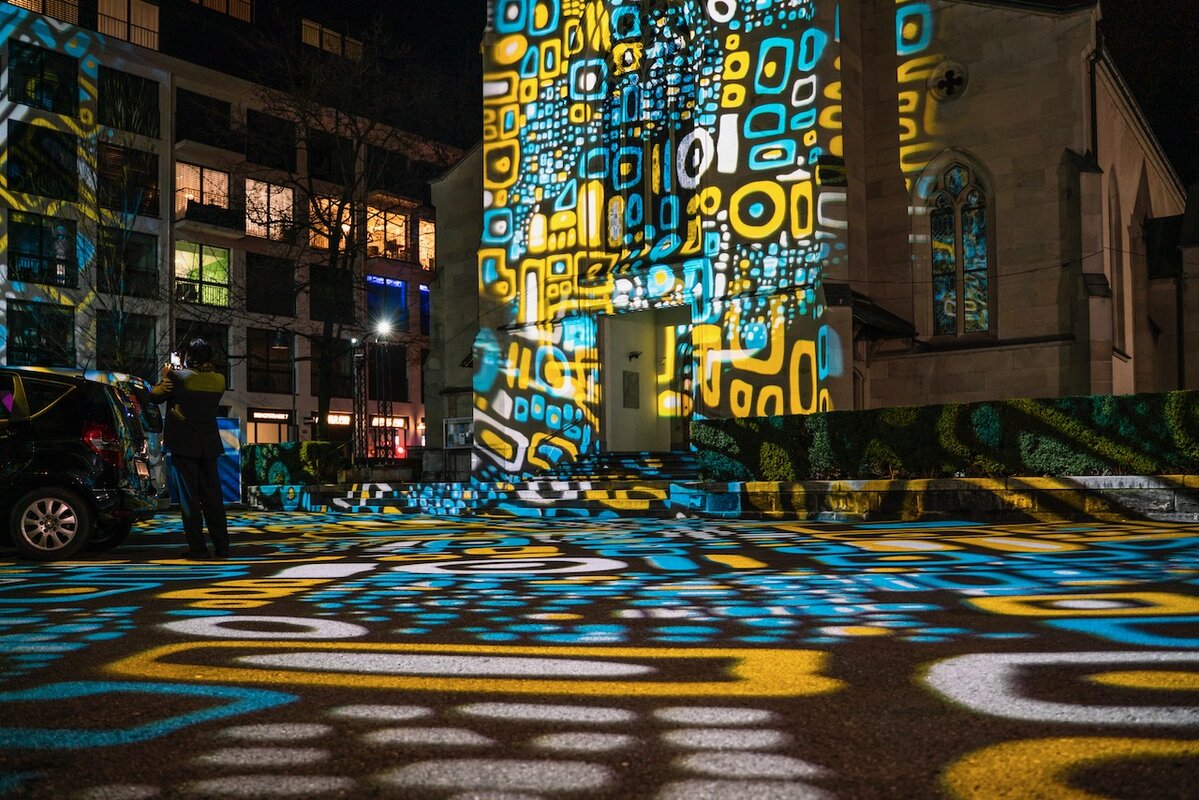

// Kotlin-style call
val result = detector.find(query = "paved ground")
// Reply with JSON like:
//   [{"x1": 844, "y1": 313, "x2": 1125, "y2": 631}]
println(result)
[{"x1": 0, "y1": 511, "x2": 1196, "y2": 799}]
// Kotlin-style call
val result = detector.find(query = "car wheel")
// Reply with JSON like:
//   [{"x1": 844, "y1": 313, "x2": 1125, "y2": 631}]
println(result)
[
  {"x1": 87, "y1": 519, "x2": 135, "y2": 552},
  {"x1": 9, "y1": 488, "x2": 94, "y2": 561}
]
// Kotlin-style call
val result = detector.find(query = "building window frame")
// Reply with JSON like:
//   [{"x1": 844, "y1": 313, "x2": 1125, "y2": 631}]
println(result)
[
  {"x1": 245, "y1": 253, "x2": 296, "y2": 317},
  {"x1": 190, "y1": 0, "x2": 251, "y2": 23},
  {"x1": 245, "y1": 178, "x2": 294, "y2": 240},
  {"x1": 98, "y1": 142, "x2": 160, "y2": 217},
  {"x1": 366, "y1": 274, "x2": 408, "y2": 333},
  {"x1": 6, "y1": 300, "x2": 75, "y2": 367},
  {"x1": 310, "y1": 196, "x2": 356, "y2": 251},
  {"x1": 6, "y1": 0, "x2": 79, "y2": 23},
  {"x1": 367, "y1": 204, "x2": 410, "y2": 260},
  {"x1": 98, "y1": 0, "x2": 159, "y2": 50},
  {"x1": 175, "y1": 162, "x2": 230, "y2": 218},
  {"x1": 310, "y1": 337, "x2": 354, "y2": 398},
  {"x1": 98, "y1": 227, "x2": 159, "y2": 298},
  {"x1": 7, "y1": 120, "x2": 78, "y2": 201},
  {"x1": 174, "y1": 241, "x2": 230, "y2": 306},
  {"x1": 247, "y1": 328, "x2": 294, "y2": 394},
  {"x1": 418, "y1": 284, "x2": 430, "y2": 336},
  {"x1": 96, "y1": 309, "x2": 157, "y2": 380},
  {"x1": 98, "y1": 65, "x2": 160, "y2": 137},
  {"x1": 914, "y1": 152, "x2": 997, "y2": 340},
  {"x1": 309, "y1": 266, "x2": 356, "y2": 323},
  {"x1": 9, "y1": 211, "x2": 76, "y2": 288},
  {"x1": 7, "y1": 40, "x2": 78, "y2": 116},
  {"x1": 301, "y1": 18, "x2": 362, "y2": 60},
  {"x1": 418, "y1": 218, "x2": 436, "y2": 270}
]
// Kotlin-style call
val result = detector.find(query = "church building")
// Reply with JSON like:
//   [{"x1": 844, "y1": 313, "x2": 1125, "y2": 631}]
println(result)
[{"x1": 431, "y1": 0, "x2": 1191, "y2": 479}]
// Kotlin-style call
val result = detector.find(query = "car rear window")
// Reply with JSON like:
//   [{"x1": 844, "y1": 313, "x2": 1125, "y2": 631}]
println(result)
[{"x1": 22, "y1": 377, "x2": 73, "y2": 417}]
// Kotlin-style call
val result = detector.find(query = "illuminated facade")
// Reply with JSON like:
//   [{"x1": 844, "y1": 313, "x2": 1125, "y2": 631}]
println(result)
[
  {"x1": 460, "y1": 0, "x2": 1188, "y2": 480},
  {"x1": 1, "y1": 1, "x2": 456, "y2": 450}
]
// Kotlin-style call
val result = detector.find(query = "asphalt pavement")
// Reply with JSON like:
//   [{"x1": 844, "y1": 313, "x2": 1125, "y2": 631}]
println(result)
[{"x1": 0, "y1": 511, "x2": 1196, "y2": 799}]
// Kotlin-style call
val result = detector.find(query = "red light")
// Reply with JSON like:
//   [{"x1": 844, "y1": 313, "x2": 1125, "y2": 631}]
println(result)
[{"x1": 82, "y1": 421, "x2": 124, "y2": 468}]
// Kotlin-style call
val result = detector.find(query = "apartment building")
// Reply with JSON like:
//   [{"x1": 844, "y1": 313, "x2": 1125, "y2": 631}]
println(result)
[{"x1": 0, "y1": 0, "x2": 461, "y2": 455}]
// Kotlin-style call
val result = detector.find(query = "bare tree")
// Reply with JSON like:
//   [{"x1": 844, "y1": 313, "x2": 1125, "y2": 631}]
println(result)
[
  {"x1": 232, "y1": 5, "x2": 460, "y2": 441},
  {"x1": 6, "y1": 61, "x2": 176, "y2": 383}
]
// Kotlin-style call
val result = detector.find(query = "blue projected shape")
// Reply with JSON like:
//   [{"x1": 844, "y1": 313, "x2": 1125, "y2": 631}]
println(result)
[{"x1": 0, "y1": 681, "x2": 295, "y2": 749}]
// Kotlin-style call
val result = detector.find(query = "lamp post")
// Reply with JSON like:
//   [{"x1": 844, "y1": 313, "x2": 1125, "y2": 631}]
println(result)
[
  {"x1": 373, "y1": 320, "x2": 394, "y2": 460},
  {"x1": 351, "y1": 336, "x2": 367, "y2": 467}
]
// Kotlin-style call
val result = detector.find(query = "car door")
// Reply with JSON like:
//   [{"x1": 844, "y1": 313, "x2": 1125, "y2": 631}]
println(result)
[{"x1": 0, "y1": 372, "x2": 33, "y2": 490}]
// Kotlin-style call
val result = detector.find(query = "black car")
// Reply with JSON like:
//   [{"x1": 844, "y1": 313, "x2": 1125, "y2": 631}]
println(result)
[{"x1": 0, "y1": 367, "x2": 159, "y2": 560}]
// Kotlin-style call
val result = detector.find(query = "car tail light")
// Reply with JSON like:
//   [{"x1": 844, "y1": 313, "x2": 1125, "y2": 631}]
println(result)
[{"x1": 82, "y1": 421, "x2": 125, "y2": 468}]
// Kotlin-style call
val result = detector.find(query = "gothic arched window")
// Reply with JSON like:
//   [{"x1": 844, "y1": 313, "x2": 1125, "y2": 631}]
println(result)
[{"x1": 929, "y1": 163, "x2": 991, "y2": 336}]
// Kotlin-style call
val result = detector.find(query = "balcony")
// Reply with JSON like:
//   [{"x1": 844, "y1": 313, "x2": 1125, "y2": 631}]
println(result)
[
  {"x1": 174, "y1": 125, "x2": 245, "y2": 163},
  {"x1": 10, "y1": 253, "x2": 78, "y2": 289},
  {"x1": 175, "y1": 196, "x2": 245, "y2": 239}
]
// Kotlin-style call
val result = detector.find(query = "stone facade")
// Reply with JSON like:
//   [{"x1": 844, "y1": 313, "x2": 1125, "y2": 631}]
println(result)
[{"x1": 427, "y1": 0, "x2": 1189, "y2": 479}]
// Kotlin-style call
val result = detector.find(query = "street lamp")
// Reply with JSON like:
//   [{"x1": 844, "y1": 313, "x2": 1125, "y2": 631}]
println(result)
[
  {"x1": 351, "y1": 336, "x2": 367, "y2": 467},
  {"x1": 372, "y1": 319, "x2": 394, "y2": 460}
]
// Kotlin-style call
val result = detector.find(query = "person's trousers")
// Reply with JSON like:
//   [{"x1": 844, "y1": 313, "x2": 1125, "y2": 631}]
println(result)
[{"x1": 171, "y1": 454, "x2": 229, "y2": 554}]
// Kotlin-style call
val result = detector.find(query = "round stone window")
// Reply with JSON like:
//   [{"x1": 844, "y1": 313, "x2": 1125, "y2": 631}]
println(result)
[{"x1": 929, "y1": 60, "x2": 968, "y2": 101}]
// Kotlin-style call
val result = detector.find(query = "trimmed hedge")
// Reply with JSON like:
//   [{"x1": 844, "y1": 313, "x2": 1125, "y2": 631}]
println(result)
[
  {"x1": 692, "y1": 390, "x2": 1199, "y2": 481},
  {"x1": 241, "y1": 441, "x2": 346, "y2": 486}
]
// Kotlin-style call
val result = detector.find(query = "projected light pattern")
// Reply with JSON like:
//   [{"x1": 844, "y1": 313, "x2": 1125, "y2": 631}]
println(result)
[
  {"x1": 1, "y1": 5, "x2": 167, "y2": 373},
  {"x1": 477, "y1": 0, "x2": 851, "y2": 478}
]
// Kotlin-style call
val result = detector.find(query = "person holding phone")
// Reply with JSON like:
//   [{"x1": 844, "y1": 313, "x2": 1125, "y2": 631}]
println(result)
[{"x1": 151, "y1": 339, "x2": 230, "y2": 559}]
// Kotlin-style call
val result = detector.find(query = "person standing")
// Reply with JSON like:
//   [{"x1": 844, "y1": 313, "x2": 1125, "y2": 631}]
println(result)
[{"x1": 151, "y1": 338, "x2": 230, "y2": 558}]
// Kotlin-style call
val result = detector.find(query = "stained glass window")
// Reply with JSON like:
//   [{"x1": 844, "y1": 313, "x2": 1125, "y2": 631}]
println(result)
[{"x1": 929, "y1": 163, "x2": 991, "y2": 336}]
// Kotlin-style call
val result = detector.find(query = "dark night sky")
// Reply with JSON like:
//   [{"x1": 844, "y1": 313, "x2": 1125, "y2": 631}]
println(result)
[
  {"x1": 378, "y1": 1, "x2": 1199, "y2": 186},
  {"x1": 1100, "y1": 0, "x2": 1199, "y2": 186}
]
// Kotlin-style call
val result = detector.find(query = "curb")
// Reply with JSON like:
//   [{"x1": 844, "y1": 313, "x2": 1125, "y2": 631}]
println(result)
[{"x1": 244, "y1": 474, "x2": 1199, "y2": 523}]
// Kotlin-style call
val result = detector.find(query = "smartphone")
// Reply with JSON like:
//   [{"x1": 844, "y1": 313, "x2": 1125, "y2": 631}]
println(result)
[{"x1": 169, "y1": 352, "x2": 183, "y2": 368}]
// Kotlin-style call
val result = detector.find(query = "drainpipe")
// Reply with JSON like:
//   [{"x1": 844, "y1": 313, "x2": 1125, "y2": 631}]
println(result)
[
  {"x1": 1178, "y1": 266, "x2": 1187, "y2": 388},
  {"x1": 1088, "y1": 25, "x2": 1102, "y2": 161}
]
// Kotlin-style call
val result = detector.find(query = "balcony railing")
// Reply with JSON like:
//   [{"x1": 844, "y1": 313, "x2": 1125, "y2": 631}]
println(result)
[
  {"x1": 175, "y1": 278, "x2": 230, "y2": 307},
  {"x1": 176, "y1": 196, "x2": 245, "y2": 234},
  {"x1": 10, "y1": 253, "x2": 77, "y2": 288}
]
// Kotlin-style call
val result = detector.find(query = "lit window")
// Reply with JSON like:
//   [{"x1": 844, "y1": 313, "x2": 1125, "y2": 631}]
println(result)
[
  {"x1": 367, "y1": 205, "x2": 409, "y2": 260},
  {"x1": 5, "y1": 0, "x2": 79, "y2": 23},
  {"x1": 929, "y1": 163, "x2": 991, "y2": 336},
  {"x1": 9, "y1": 212, "x2": 76, "y2": 288},
  {"x1": 174, "y1": 241, "x2": 230, "y2": 306},
  {"x1": 310, "y1": 197, "x2": 354, "y2": 250},
  {"x1": 418, "y1": 218, "x2": 435, "y2": 269},
  {"x1": 419, "y1": 285, "x2": 430, "y2": 336},
  {"x1": 300, "y1": 18, "x2": 362, "y2": 60},
  {"x1": 176, "y1": 163, "x2": 229, "y2": 218},
  {"x1": 366, "y1": 274, "x2": 408, "y2": 332},
  {"x1": 98, "y1": 0, "x2": 159, "y2": 50},
  {"x1": 191, "y1": 0, "x2": 250, "y2": 23},
  {"x1": 246, "y1": 179, "x2": 294, "y2": 240}
]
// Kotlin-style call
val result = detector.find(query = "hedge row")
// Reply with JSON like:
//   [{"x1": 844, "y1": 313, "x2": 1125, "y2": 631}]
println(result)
[
  {"x1": 691, "y1": 390, "x2": 1199, "y2": 481},
  {"x1": 241, "y1": 441, "x2": 346, "y2": 486}
]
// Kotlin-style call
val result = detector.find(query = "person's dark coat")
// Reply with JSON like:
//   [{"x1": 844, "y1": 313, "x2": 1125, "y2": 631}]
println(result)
[{"x1": 151, "y1": 366, "x2": 226, "y2": 458}]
